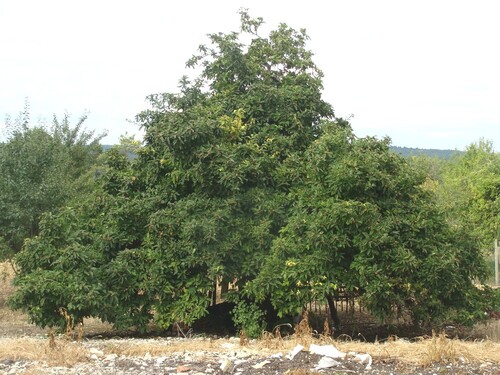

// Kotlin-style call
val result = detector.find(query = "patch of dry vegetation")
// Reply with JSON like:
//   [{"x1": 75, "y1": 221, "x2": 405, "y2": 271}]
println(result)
[
  {"x1": 0, "y1": 337, "x2": 89, "y2": 366},
  {"x1": 1, "y1": 332, "x2": 499, "y2": 369},
  {"x1": 330, "y1": 333, "x2": 500, "y2": 366},
  {"x1": 100, "y1": 337, "x2": 219, "y2": 357},
  {"x1": 0, "y1": 262, "x2": 44, "y2": 336}
]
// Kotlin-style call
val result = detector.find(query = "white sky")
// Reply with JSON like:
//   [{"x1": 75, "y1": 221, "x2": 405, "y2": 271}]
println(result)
[{"x1": 1, "y1": 0, "x2": 499, "y2": 150}]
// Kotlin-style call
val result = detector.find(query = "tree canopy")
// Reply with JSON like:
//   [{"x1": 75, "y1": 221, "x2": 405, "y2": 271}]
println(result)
[{"x1": 0, "y1": 109, "x2": 105, "y2": 259}]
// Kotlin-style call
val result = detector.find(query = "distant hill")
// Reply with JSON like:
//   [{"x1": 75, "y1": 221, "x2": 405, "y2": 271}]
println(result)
[
  {"x1": 390, "y1": 146, "x2": 463, "y2": 159},
  {"x1": 103, "y1": 144, "x2": 462, "y2": 160}
]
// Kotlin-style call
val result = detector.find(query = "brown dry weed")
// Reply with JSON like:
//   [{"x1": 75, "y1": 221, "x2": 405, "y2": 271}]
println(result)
[{"x1": 0, "y1": 337, "x2": 89, "y2": 367}]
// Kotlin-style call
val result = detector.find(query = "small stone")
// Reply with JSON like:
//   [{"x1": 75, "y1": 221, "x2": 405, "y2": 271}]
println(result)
[
  {"x1": 177, "y1": 364, "x2": 191, "y2": 372},
  {"x1": 104, "y1": 354, "x2": 118, "y2": 361},
  {"x1": 220, "y1": 359, "x2": 234, "y2": 373},
  {"x1": 235, "y1": 351, "x2": 251, "y2": 359},
  {"x1": 156, "y1": 356, "x2": 168, "y2": 365},
  {"x1": 89, "y1": 347, "x2": 104, "y2": 357},
  {"x1": 252, "y1": 360, "x2": 270, "y2": 369}
]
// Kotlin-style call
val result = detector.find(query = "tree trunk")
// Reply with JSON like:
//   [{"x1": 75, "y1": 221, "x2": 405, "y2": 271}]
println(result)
[{"x1": 326, "y1": 294, "x2": 340, "y2": 331}]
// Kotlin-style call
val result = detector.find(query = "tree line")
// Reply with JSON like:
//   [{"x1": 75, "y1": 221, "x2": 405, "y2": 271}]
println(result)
[{"x1": 2, "y1": 12, "x2": 499, "y2": 337}]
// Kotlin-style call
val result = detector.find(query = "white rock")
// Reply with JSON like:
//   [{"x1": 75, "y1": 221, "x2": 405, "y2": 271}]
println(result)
[
  {"x1": 156, "y1": 356, "x2": 168, "y2": 365},
  {"x1": 309, "y1": 344, "x2": 346, "y2": 359},
  {"x1": 89, "y1": 347, "x2": 104, "y2": 357},
  {"x1": 252, "y1": 360, "x2": 270, "y2": 369},
  {"x1": 104, "y1": 354, "x2": 118, "y2": 361},
  {"x1": 220, "y1": 359, "x2": 234, "y2": 373},
  {"x1": 316, "y1": 356, "x2": 342, "y2": 369},
  {"x1": 235, "y1": 350, "x2": 251, "y2": 359},
  {"x1": 286, "y1": 344, "x2": 304, "y2": 360},
  {"x1": 144, "y1": 352, "x2": 152, "y2": 360}
]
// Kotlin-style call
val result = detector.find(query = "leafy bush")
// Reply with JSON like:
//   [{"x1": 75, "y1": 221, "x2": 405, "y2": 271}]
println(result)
[{"x1": 231, "y1": 300, "x2": 267, "y2": 339}]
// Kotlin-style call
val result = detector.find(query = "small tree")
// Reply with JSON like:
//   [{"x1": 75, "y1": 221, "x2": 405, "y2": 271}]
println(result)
[
  {"x1": 0, "y1": 108, "x2": 105, "y2": 259},
  {"x1": 10, "y1": 146, "x2": 155, "y2": 331}
]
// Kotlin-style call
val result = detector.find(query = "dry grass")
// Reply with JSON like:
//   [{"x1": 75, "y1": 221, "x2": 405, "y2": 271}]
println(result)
[
  {"x1": 0, "y1": 261, "x2": 15, "y2": 305},
  {"x1": 100, "y1": 337, "x2": 218, "y2": 357},
  {"x1": 0, "y1": 332, "x2": 498, "y2": 368},
  {"x1": 0, "y1": 337, "x2": 89, "y2": 366},
  {"x1": 97, "y1": 331, "x2": 500, "y2": 365},
  {"x1": 469, "y1": 318, "x2": 500, "y2": 342},
  {"x1": 333, "y1": 333, "x2": 500, "y2": 366},
  {"x1": 0, "y1": 325, "x2": 499, "y2": 368}
]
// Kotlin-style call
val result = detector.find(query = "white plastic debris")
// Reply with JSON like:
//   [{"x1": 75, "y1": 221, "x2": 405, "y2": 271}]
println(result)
[
  {"x1": 270, "y1": 353, "x2": 283, "y2": 359},
  {"x1": 353, "y1": 353, "x2": 373, "y2": 370},
  {"x1": 252, "y1": 360, "x2": 271, "y2": 369},
  {"x1": 286, "y1": 344, "x2": 304, "y2": 360},
  {"x1": 316, "y1": 356, "x2": 342, "y2": 369},
  {"x1": 309, "y1": 344, "x2": 346, "y2": 359}
]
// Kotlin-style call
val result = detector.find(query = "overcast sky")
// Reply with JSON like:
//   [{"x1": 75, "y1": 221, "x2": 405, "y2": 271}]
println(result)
[{"x1": 1, "y1": 0, "x2": 499, "y2": 150}]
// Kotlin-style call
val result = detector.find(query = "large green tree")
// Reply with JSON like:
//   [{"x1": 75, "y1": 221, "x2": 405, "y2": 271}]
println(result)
[{"x1": 10, "y1": 12, "x2": 497, "y2": 335}]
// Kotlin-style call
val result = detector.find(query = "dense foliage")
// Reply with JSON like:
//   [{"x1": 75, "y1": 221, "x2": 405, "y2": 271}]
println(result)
[
  {"x1": 9, "y1": 12, "x2": 498, "y2": 336},
  {"x1": 0, "y1": 110, "x2": 105, "y2": 259}
]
